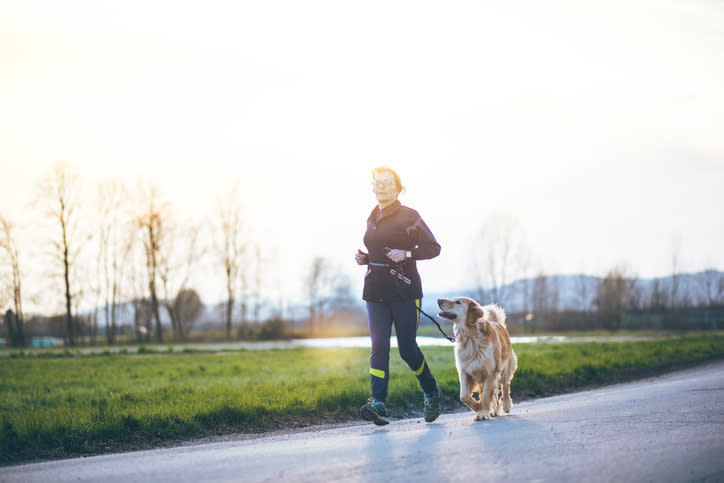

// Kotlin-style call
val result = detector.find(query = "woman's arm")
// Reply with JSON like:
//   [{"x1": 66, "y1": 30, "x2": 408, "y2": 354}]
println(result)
[{"x1": 407, "y1": 214, "x2": 441, "y2": 260}]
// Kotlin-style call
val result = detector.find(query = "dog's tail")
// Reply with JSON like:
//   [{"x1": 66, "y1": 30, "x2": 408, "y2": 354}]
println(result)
[{"x1": 484, "y1": 304, "x2": 507, "y2": 327}]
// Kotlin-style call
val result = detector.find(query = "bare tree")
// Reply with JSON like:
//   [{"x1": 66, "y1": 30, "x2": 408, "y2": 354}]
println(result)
[
  {"x1": 305, "y1": 256, "x2": 327, "y2": 335},
  {"x1": 135, "y1": 183, "x2": 168, "y2": 343},
  {"x1": 213, "y1": 183, "x2": 246, "y2": 340},
  {"x1": 520, "y1": 276, "x2": 532, "y2": 315},
  {"x1": 173, "y1": 288, "x2": 204, "y2": 335},
  {"x1": 698, "y1": 269, "x2": 724, "y2": 307},
  {"x1": 595, "y1": 268, "x2": 630, "y2": 331},
  {"x1": 303, "y1": 256, "x2": 353, "y2": 334},
  {"x1": 670, "y1": 237, "x2": 682, "y2": 310},
  {"x1": 326, "y1": 271, "x2": 356, "y2": 314},
  {"x1": 549, "y1": 275, "x2": 560, "y2": 313},
  {"x1": 36, "y1": 163, "x2": 84, "y2": 346},
  {"x1": 238, "y1": 264, "x2": 250, "y2": 337},
  {"x1": 0, "y1": 215, "x2": 25, "y2": 346},
  {"x1": 96, "y1": 179, "x2": 135, "y2": 344},
  {"x1": 158, "y1": 222, "x2": 201, "y2": 341},
  {"x1": 648, "y1": 278, "x2": 667, "y2": 312},
  {"x1": 251, "y1": 245, "x2": 264, "y2": 324},
  {"x1": 531, "y1": 272, "x2": 550, "y2": 322},
  {"x1": 268, "y1": 246, "x2": 289, "y2": 323},
  {"x1": 471, "y1": 214, "x2": 527, "y2": 306},
  {"x1": 128, "y1": 247, "x2": 152, "y2": 343},
  {"x1": 626, "y1": 273, "x2": 642, "y2": 312},
  {"x1": 237, "y1": 241, "x2": 264, "y2": 337},
  {"x1": 509, "y1": 253, "x2": 534, "y2": 314},
  {"x1": 575, "y1": 274, "x2": 592, "y2": 313},
  {"x1": 305, "y1": 256, "x2": 347, "y2": 334}
]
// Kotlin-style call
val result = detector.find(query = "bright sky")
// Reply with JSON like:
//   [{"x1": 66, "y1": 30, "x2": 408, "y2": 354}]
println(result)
[{"x1": 1, "y1": 0, "x2": 723, "y2": 314}]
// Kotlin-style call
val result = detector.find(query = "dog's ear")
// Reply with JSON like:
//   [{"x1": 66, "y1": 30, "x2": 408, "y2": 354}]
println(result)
[{"x1": 465, "y1": 302, "x2": 484, "y2": 326}]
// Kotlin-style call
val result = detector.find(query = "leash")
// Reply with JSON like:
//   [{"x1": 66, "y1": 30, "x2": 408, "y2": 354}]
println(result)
[
  {"x1": 370, "y1": 260, "x2": 455, "y2": 343},
  {"x1": 417, "y1": 305, "x2": 455, "y2": 343}
]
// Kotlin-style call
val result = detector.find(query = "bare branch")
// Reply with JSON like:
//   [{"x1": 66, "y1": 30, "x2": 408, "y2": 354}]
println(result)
[
  {"x1": 213, "y1": 181, "x2": 248, "y2": 339},
  {"x1": 133, "y1": 180, "x2": 171, "y2": 343},
  {"x1": 471, "y1": 214, "x2": 528, "y2": 305},
  {"x1": 34, "y1": 162, "x2": 84, "y2": 346}
]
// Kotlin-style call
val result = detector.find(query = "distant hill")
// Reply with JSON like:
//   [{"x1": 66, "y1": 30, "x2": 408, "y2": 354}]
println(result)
[{"x1": 420, "y1": 269, "x2": 724, "y2": 324}]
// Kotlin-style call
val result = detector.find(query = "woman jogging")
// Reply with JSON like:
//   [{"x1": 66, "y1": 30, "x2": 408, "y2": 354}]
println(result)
[{"x1": 354, "y1": 166, "x2": 442, "y2": 426}]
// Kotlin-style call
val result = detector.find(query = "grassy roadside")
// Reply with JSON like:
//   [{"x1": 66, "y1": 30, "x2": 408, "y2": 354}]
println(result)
[{"x1": 1, "y1": 335, "x2": 723, "y2": 466}]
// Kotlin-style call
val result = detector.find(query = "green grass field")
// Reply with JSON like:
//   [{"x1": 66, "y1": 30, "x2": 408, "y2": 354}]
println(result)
[{"x1": 1, "y1": 335, "x2": 723, "y2": 465}]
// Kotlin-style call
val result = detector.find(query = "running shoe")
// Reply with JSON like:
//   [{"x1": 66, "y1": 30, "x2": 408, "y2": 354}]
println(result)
[
  {"x1": 424, "y1": 383, "x2": 442, "y2": 422},
  {"x1": 360, "y1": 398, "x2": 390, "y2": 426}
]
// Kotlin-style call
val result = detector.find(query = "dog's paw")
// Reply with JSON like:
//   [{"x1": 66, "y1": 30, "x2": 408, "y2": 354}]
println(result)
[
  {"x1": 474, "y1": 412, "x2": 491, "y2": 421},
  {"x1": 503, "y1": 398, "x2": 513, "y2": 413}
]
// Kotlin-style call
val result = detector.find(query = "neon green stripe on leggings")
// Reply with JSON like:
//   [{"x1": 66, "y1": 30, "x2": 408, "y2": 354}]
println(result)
[
  {"x1": 415, "y1": 298, "x2": 421, "y2": 327},
  {"x1": 370, "y1": 367, "x2": 385, "y2": 379}
]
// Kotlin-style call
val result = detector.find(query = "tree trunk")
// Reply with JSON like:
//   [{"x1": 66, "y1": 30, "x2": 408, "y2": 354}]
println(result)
[
  {"x1": 5, "y1": 310, "x2": 17, "y2": 346},
  {"x1": 63, "y1": 237, "x2": 74, "y2": 346},
  {"x1": 91, "y1": 308, "x2": 98, "y2": 345},
  {"x1": 150, "y1": 279, "x2": 163, "y2": 343},
  {"x1": 165, "y1": 302, "x2": 183, "y2": 341},
  {"x1": 226, "y1": 281, "x2": 234, "y2": 341},
  {"x1": 11, "y1": 265, "x2": 25, "y2": 346},
  {"x1": 105, "y1": 300, "x2": 112, "y2": 345},
  {"x1": 148, "y1": 221, "x2": 163, "y2": 344},
  {"x1": 110, "y1": 300, "x2": 117, "y2": 345}
]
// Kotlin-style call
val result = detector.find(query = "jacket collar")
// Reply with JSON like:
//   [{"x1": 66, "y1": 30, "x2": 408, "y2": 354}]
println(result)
[{"x1": 369, "y1": 199, "x2": 401, "y2": 223}]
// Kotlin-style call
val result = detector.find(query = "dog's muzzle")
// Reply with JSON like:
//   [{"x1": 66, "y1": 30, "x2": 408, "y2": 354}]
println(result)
[{"x1": 437, "y1": 299, "x2": 457, "y2": 320}]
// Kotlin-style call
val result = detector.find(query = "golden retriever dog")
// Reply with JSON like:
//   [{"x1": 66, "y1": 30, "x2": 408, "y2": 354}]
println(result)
[{"x1": 437, "y1": 297, "x2": 517, "y2": 421}]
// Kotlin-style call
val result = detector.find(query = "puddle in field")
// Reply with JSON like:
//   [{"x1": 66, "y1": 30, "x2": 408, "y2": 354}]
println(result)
[{"x1": 2, "y1": 335, "x2": 659, "y2": 356}]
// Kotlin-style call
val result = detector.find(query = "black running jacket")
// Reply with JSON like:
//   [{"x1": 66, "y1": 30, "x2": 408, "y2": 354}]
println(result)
[{"x1": 362, "y1": 200, "x2": 441, "y2": 302}]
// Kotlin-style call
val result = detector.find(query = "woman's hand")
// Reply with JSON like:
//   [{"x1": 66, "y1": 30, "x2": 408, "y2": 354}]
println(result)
[
  {"x1": 355, "y1": 249, "x2": 369, "y2": 265},
  {"x1": 385, "y1": 249, "x2": 408, "y2": 263}
]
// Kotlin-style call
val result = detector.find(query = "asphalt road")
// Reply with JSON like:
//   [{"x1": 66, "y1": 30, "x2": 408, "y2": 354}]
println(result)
[{"x1": 2, "y1": 361, "x2": 723, "y2": 482}]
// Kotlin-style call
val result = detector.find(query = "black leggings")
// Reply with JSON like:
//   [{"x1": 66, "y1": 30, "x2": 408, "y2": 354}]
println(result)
[{"x1": 366, "y1": 299, "x2": 437, "y2": 403}]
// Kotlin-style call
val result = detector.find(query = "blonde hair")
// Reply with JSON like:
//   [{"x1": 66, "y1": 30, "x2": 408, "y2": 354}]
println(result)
[{"x1": 371, "y1": 166, "x2": 406, "y2": 195}]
